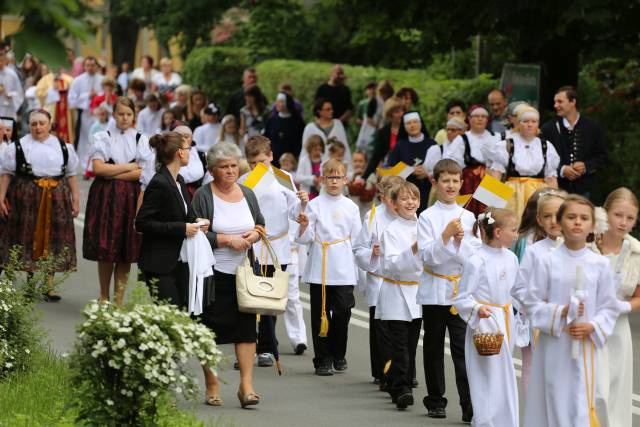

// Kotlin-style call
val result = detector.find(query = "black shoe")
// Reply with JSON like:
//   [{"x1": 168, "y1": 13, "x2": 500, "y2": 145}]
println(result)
[
  {"x1": 411, "y1": 377, "x2": 419, "y2": 388},
  {"x1": 294, "y1": 343, "x2": 307, "y2": 355},
  {"x1": 395, "y1": 393, "x2": 414, "y2": 410},
  {"x1": 332, "y1": 358, "x2": 347, "y2": 372},
  {"x1": 233, "y1": 360, "x2": 240, "y2": 370},
  {"x1": 315, "y1": 362, "x2": 333, "y2": 376},
  {"x1": 373, "y1": 378, "x2": 381, "y2": 385},
  {"x1": 427, "y1": 407, "x2": 446, "y2": 419},
  {"x1": 462, "y1": 405, "x2": 473, "y2": 423}
]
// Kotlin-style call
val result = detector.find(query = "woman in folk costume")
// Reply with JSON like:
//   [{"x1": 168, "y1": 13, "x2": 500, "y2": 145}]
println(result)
[
  {"x1": 453, "y1": 208, "x2": 520, "y2": 427},
  {"x1": 0, "y1": 110, "x2": 79, "y2": 299},
  {"x1": 374, "y1": 181, "x2": 423, "y2": 409},
  {"x1": 83, "y1": 97, "x2": 154, "y2": 305},
  {"x1": 488, "y1": 106, "x2": 560, "y2": 220},
  {"x1": 444, "y1": 104, "x2": 500, "y2": 216},
  {"x1": 521, "y1": 195, "x2": 619, "y2": 427},
  {"x1": 590, "y1": 187, "x2": 640, "y2": 427}
]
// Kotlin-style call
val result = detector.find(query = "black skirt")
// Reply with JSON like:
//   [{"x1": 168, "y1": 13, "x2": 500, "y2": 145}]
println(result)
[{"x1": 201, "y1": 270, "x2": 257, "y2": 344}]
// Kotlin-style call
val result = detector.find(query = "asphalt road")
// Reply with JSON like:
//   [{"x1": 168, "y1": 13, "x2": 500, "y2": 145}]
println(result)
[{"x1": 35, "y1": 178, "x2": 640, "y2": 426}]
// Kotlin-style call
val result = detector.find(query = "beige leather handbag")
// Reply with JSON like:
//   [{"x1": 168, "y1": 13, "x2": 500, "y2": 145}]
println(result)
[{"x1": 236, "y1": 234, "x2": 289, "y2": 316}]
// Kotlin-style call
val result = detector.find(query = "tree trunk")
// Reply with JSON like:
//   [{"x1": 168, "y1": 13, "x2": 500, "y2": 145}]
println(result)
[{"x1": 109, "y1": 4, "x2": 139, "y2": 68}]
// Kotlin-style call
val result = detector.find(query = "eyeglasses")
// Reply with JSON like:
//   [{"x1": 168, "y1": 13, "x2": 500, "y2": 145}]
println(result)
[
  {"x1": 446, "y1": 128, "x2": 461, "y2": 133},
  {"x1": 323, "y1": 176, "x2": 345, "y2": 181},
  {"x1": 178, "y1": 146, "x2": 191, "y2": 151}
]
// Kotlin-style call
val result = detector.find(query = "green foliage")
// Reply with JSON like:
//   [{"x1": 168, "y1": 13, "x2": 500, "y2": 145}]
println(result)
[
  {"x1": 253, "y1": 59, "x2": 497, "y2": 131},
  {"x1": 578, "y1": 58, "x2": 640, "y2": 204},
  {"x1": 3, "y1": 0, "x2": 91, "y2": 67},
  {"x1": 69, "y1": 300, "x2": 223, "y2": 426},
  {"x1": 182, "y1": 46, "x2": 252, "y2": 107}
]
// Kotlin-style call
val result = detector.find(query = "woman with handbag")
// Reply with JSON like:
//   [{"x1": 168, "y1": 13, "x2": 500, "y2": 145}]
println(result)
[
  {"x1": 134, "y1": 131, "x2": 216, "y2": 405},
  {"x1": 192, "y1": 142, "x2": 265, "y2": 408}
]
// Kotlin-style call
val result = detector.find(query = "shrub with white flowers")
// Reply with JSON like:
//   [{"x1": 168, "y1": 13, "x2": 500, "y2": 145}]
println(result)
[
  {"x1": 70, "y1": 301, "x2": 223, "y2": 427},
  {"x1": 0, "y1": 279, "x2": 41, "y2": 378}
]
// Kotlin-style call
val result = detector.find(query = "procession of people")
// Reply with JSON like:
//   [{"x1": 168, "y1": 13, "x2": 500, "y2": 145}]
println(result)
[{"x1": 0, "y1": 44, "x2": 638, "y2": 427}]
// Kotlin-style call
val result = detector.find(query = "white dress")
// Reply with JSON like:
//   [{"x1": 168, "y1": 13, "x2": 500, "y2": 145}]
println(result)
[
  {"x1": 522, "y1": 245, "x2": 619, "y2": 427},
  {"x1": 353, "y1": 204, "x2": 396, "y2": 307},
  {"x1": 299, "y1": 119, "x2": 351, "y2": 164},
  {"x1": 376, "y1": 216, "x2": 422, "y2": 321},
  {"x1": 454, "y1": 245, "x2": 519, "y2": 427},
  {"x1": 591, "y1": 234, "x2": 640, "y2": 427}
]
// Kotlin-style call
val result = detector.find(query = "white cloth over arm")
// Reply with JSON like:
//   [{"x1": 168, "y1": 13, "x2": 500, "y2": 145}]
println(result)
[
  {"x1": 0, "y1": 68, "x2": 24, "y2": 118},
  {"x1": 179, "y1": 231, "x2": 215, "y2": 315}
]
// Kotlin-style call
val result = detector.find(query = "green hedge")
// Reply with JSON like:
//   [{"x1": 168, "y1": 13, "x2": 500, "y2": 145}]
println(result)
[{"x1": 182, "y1": 47, "x2": 498, "y2": 132}]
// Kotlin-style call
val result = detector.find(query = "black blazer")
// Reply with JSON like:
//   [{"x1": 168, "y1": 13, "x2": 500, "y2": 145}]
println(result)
[{"x1": 135, "y1": 165, "x2": 197, "y2": 274}]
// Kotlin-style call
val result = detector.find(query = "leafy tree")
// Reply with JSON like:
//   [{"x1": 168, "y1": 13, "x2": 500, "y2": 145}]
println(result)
[{"x1": 2, "y1": 0, "x2": 91, "y2": 68}]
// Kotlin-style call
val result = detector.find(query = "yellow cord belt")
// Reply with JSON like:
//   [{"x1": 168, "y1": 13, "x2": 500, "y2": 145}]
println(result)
[
  {"x1": 32, "y1": 177, "x2": 60, "y2": 260},
  {"x1": 478, "y1": 300, "x2": 512, "y2": 344},
  {"x1": 318, "y1": 236, "x2": 351, "y2": 337},
  {"x1": 367, "y1": 271, "x2": 418, "y2": 285},
  {"x1": 582, "y1": 340, "x2": 600, "y2": 427},
  {"x1": 424, "y1": 268, "x2": 462, "y2": 315}
]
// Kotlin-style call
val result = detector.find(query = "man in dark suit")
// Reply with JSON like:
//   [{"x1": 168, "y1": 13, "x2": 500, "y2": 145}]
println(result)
[{"x1": 540, "y1": 86, "x2": 608, "y2": 197}]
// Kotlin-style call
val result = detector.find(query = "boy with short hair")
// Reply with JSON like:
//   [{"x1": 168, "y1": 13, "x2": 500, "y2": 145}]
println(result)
[
  {"x1": 243, "y1": 135, "x2": 309, "y2": 365},
  {"x1": 417, "y1": 159, "x2": 479, "y2": 422},
  {"x1": 296, "y1": 158, "x2": 362, "y2": 376}
]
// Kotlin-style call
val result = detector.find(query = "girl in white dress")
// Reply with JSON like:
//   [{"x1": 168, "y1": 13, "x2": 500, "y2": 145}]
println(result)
[
  {"x1": 522, "y1": 195, "x2": 619, "y2": 427},
  {"x1": 591, "y1": 187, "x2": 640, "y2": 427},
  {"x1": 454, "y1": 208, "x2": 520, "y2": 427}
]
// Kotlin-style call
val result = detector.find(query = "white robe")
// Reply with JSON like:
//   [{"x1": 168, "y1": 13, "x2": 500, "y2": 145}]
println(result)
[
  {"x1": 417, "y1": 200, "x2": 481, "y2": 305},
  {"x1": 296, "y1": 193, "x2": 362, "y2": 286},
  {"x1": 69, "y1": 72, "x2": 104, "y2": 172},
  {"x1": 352, "y1": 204, "x2": 396, "y2": 307},
  {"x1": 522, "y1": 245, "x2": 619, "y2": 427},
  {"x1": 0, "y1": 67, "x2": 23, "y2": 119},
  {"x1": 454, "y1": 245, "x2": 519, "y2": 427},
  {"x1": 193, "y1": 122, "x2": 221, "y2": 153},
  {"x1": 512, "y1": 237, "x2": 563, "y2": 311},
  {"x1": 284, "y1": 219, "x2": 308, "y2": 347},
  {"x1": 299, "y1": 119, "x2": 351, "y2": 164},
  {"x1": 136, "y1": 107, "x2": 164, "y2": 137},
  {"x1": 591, "y1": 234, "x2": 640, "y2": 427},
  {"x1": 376, "y1": 217, "x2": 422, "y2": 321}
]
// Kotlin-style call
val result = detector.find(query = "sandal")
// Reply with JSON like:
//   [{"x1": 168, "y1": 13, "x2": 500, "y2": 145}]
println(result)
[
  {"x1": 205, "y1": 395, "x2": 223, "y2": 406},
  {"x1": 237, "y1": 390, "x2": 260, "y2": 408},
  {"x1": 44, "y1": 290, "x2": 61, "y2": 302}
]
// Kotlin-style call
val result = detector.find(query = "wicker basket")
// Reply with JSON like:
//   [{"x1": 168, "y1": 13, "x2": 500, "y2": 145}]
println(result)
[{"x1": 473, "y1": 315, "x2": 504, "y2": 356}]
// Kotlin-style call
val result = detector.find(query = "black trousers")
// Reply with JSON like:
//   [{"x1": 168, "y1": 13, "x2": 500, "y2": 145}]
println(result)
[
  {"x1": 144, "y1": 262, "x2": 189, "y2": 308},
  {"x1": 386, "y1": 318, "x2": 422, "y2": 397},
  {"x1": 369, "y1": 306, "x2": 391, "y2": 380},
  {"x1": 73, "y1": 108, "x2": 83, "y2": 149},
  {"x1": 422, "y1": 305, "x2": 471, "y2": 410},
  {"x1": 256, "y1": 264, "x2": 287, "y2": 354},
  {"x1": 309, "y1": 284, "x2": 355, "y2": 366}
]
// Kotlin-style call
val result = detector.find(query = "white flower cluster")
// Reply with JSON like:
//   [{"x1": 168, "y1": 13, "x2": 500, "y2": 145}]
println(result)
[
  {"x1": 76, "y1": 300, "x2": 223, "y2": 402},
  {"x1": 0, "y1": 280, "x2": 31, "y2": 375}
]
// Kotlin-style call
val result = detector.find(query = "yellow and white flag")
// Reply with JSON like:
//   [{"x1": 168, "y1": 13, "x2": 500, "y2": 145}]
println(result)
[
  {"x1": 242, "y1": 162, "x2": 275, "y2": 198},
  {"x1": 376, "y1": 161, "x2": 414, "y2": 179},
  {"x1": 272, "y1": 165, "x2": 297, "y2": 192},
  {"x1": 471, "y1": 175, "x2": 514, "y2": 208},
  {"x1": 456, "y1": 194, "x2": 472, "y2": 206}
]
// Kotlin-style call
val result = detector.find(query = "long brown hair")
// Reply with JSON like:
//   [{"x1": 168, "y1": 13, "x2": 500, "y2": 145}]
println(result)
[{"x1": 149, "y1": 131, "x2": 182, "y2": 167}]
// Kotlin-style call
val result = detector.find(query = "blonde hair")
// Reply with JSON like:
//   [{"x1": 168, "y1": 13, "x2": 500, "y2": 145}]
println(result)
[
  {"x1": 219, "y1": 114, "x2": 240, "y2": 146},
  {"x1": 390, "y1": 181, "x2": 420, "y2": 202},
  {"x1": 159, "y1": 57, "x2": 173, "y2": 67},
  {"x1": 383, "y1": 96, "x2": 404, "y2": 121},
  {"x1": 380, "y1": 175, "x2": 404, "y2": 198},
  {"x1": 279, "y1": 152, "x2": 297, "y2": 170},
  {"x1": 322, "y1": 158, "x2": 347, "y2": 176},
  {"x1": 603, "y1": 187, "x2": 639, "y2": 212},
  {"x1": 474, "y1": 207, "x2": 517, "y2": 244},
  {"x1": 305, "y1": 134, "x2": 324, "y2": 154}
]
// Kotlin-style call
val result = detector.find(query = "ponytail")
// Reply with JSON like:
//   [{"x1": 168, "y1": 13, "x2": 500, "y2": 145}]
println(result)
[{"x1": 149, "y1": 131, "x2": 182, "y2": 167}]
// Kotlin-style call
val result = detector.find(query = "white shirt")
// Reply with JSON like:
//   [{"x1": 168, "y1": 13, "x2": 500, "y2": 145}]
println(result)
[
  {"x1": 417, "y1": 200, "x2": 481, "y2": 305},
  {"x1": 179, "y1": 231, "x2": 215, "y2": 315},
  {"x1": 211, "y1": 194, "x2": 255, "y2": 275},
  {"x1": 1, "y1": 134, "x2": 79, "y2": 177},
  {"x1": 296, "y1": 193, "x2": 362, "y2": 286},
  {"x1": 136, "y1": 107, "x2": 164, "y2": 137},
  {"x1": 444, "y1": 130, "x2": 498, "y2": 168},
  {"x1": 352, "y1": 204, "x2": 396, "y2": 307},
  {"x1": 512, "y1": 237, "x2": 562, "y2": 310},
  {"x1": 0, "y1": 67, "x2": 24, "y2": 119},
  {"x1": 131, "y1": 68, "x2": 160, "y2": 87},
  {"x1": 193, "y1": 122, "x2": 221, "y2": 153},
  {"x1": 152, "y1": 72, "x2": 182, "y2": 91},
  {"x1": 424, "y1": 142, "x2": 451, "y2": 175},
  {"x1": 68, "y1": 72, "x2": 103, "y2": 110},
  {"x1": 376, "y1": 216, "x2": 423, "y2": 321},
  {"x1": 488, "y1": 133, "x2": 561, "y2": 177},
  {"x1": 24, "y1": 85, "x2": 41, "y2": 111},
  {"x1": 179, "y1": 147, "x2": 205, "y2": 184},
  {"x1": 240, "y1": 168, "x2": 300, "y2": 266},
  {"x1": 299, "y1": 119, "x2": 351, "y2": 164}
]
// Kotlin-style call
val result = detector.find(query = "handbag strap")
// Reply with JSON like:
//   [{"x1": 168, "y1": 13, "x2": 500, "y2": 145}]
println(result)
[{"x1": 255, "y1": 229, "x2": 283, "y2": 273}]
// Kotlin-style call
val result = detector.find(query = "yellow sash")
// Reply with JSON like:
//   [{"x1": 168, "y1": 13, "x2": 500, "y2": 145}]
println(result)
[
  {"x1": 424, "y1": 268, "x2": 462, "y2": 315},
  {"x1": 32, "y1": 177, "x2": 60, "y2": 260},
  {"x1": 478, "y1": 300, "x2": 512, "y2": 343},
  {"x1": 368, "y1": 271, "x2": 418, "y2": 285},
  {"x1": 582, "y1": 340, "x2": 600, "y2": 427},
  {"x1": 507, "y1": 177, "x2": 545, "y2": 183},
  {"x1": 317, "y1": 236, "x2": 351, "y2": 337}
]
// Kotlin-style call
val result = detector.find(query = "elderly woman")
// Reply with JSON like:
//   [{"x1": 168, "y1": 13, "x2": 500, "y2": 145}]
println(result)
[
  {"x1": 152, "y1": 57, "x2": 182, "y2": 97},
  {"x1": 0, "y1": 110, "x2": 80, "y2": 298},
  {"x1": 192, "y1": 142, "x2": 265, "y2": 408}
]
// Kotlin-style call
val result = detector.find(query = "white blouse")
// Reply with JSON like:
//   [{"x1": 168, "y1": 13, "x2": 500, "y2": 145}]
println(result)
[
  {"x1": 488, "y1": 133, "x2": 560, "y2": 177},
  {"x1": 299, "y1": 119, "x2": 351, "y2": 164},
  {"x1": 136, "y1": 107, "x2": 164, "y2": 137},
  {"x1": 179, "y1": 147, "x2": 205, "y2": 184},
  {"x1": 424, "y1": 142, "x2": 450, "y2": 175},
  {"x1": 1, "y1": 134, "x2": 79, "y2": 177},
  {"x1": 193, "y1": 123, "x2": 221, "y2": 153},
  {"x1": 444, "y1": 130, "x2": 498, "y2": 168},
  {"x1": 211, "y1": 194, "x2": 255, "y2": 275}
]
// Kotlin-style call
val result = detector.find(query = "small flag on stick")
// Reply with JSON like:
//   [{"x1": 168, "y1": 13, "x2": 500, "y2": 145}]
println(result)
[
  {"x1": 456, "y1": 194, "x2": 472, "y2": 206},
  {"x1": 242, "y1": 162, "x2": 275, "y2": 198},
  {"x1": 272, "y1": 165, "x2": 297, "y2": 192},
  {"x1": 470, "y1": 175, "x2": 514, "y2": 208},
  {"x1": 376, "y1": 161, "x2": 414, "y2": 179}
]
